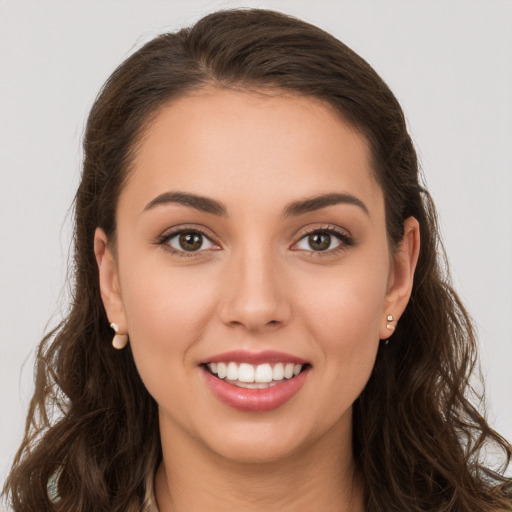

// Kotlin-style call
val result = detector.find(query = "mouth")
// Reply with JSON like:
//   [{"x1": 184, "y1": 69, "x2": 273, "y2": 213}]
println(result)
[
  {"x1": 203, "y1": 361, "x2": 310, "y2": 389},
  {"x1": 200, "y1": 351, "x2": 311, "y2": 412}
]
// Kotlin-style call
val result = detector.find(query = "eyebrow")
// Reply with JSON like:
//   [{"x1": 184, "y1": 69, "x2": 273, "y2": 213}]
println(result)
[
  {"x1": 143, "y1": 192, "x2": 228, "y2": 216},
  {"x1": 283, "y1": 192, "x2": 369, "y2": 218},
  {"x1": 143, "y1": 191, "x2": 369, "y2": 218}
]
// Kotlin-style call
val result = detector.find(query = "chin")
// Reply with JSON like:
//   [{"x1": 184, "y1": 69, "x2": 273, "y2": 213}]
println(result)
[
  {"x1": 197, "y1": 416, "x2": 331, "y2": 466},
  {"x1": 211, "y1": 437, "x2": 306, "y2": 465}
]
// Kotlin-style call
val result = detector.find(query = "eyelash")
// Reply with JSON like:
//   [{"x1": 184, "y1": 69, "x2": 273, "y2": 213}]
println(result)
[
  {"x1": 155, "y1": 225, "x2": 218, "y2": 258},
  {"x1": 155, "y1": 224, "x2": 353, "y2": 258},
  {"x1": 293, "y1": 225, "x2": 353, "y2": 256}
]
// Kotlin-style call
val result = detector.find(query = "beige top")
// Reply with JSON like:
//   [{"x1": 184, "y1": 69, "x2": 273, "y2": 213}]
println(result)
[
  {"x1": 146, "y1": 493, "x2": 158, "y2": 512},
  {"x1": 144, "y1": 473, "x2": 159, "y2": 512}
]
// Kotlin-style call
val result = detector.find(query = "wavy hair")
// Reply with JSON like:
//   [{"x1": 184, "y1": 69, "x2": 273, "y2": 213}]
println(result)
[{"x1": 4, "y1": 8, "x2": 511, "y2": 512}]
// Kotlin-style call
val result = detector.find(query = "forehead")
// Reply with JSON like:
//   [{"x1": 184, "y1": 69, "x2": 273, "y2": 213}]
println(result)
[{"x1": 122, "y1": 88, "x2": 383, "y2": 217}]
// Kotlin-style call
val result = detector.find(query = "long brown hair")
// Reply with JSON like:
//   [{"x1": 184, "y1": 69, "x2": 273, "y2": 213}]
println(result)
[{"x1": 4, "y1": 8, "x2": 511, "y2": 511}]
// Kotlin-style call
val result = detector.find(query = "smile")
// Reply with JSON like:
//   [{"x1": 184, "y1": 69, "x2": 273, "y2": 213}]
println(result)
[
  {"x1": 206, "y1": 361, "x2": 304, "y2": 388},
  {"x1": 201, "y1": 351, "x2": 311, "y2": 412}
]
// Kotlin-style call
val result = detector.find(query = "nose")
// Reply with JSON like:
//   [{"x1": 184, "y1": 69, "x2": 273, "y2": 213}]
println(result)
[{"x1": 218, "y1": 246, "x2": 291, "y2": 333}]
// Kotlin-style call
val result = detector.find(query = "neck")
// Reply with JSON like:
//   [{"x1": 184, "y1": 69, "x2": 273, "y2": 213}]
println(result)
[{"x1": 155, "y1": 416, "x2": 364, "y2": 512}]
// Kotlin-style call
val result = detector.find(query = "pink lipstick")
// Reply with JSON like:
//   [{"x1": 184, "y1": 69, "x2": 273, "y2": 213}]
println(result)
[{"x1": 201, "y1": 350, "x2": 310, "y2": 412}]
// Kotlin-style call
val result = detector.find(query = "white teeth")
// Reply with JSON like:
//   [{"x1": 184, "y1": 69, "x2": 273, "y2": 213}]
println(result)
[
  {"x1": 227, "y1": 362, "x2": 238, "y2": 380},
  {"x1": 238, "y1": 363, "x2": 255, "y2": 382},
  {"x1": 272, "y1": 363, "x2": 284, "y2": 380},
  {"x1": 255, "y1": 363, "x2": 273, "y2": 383},
  {"x1": 206, "y1": 361, "x2": 305, "y2": 383},
  {"x1": 217, "y1": 362, "x2": 227, "y2": 379},
  {"x1": 233, "y1": 381, "x2": 279, "y2": 389}
]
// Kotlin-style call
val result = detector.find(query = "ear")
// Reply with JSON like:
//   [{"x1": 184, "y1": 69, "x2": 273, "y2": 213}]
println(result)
[
  {"x1": 380, "y1": 216, "x2": 420, "y2": 340},
  {"x1": 94, "y1": 227, "x2": 127, "y2": 332}
]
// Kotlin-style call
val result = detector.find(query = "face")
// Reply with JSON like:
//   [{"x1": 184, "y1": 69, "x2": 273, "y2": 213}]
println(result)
[{"x1": 95, "y1": 88, "x2": 418, "y2": 463}]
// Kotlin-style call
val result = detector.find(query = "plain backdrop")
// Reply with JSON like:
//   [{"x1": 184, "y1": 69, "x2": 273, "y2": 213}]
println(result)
[{"x1": 1, "y1": 0, "x2": 511, "y2": 485}]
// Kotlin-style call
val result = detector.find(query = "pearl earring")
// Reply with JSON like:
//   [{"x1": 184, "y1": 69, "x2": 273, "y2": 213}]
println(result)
[
  {"x1": 110, "y1": 322, "x2": 128, "y2": 350},
  {"x1": 383, "y1": 314, "x2": 396, "y2": 345}
]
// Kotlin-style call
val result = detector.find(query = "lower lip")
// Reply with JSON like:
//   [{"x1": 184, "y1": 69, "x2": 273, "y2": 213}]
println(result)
[{"x1": 203, "y1": 367, "x2": 310, "y2": 412}]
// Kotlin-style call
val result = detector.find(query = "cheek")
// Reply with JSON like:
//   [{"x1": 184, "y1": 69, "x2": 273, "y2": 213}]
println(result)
[
  {"x1": 300, "y1": 256, "x2": 388, "y2": 338},
  {"x1": 118, "y1": 257, "x2": 218, "y2": 385},
  {"x1": 295, "y1": 254, "x2": 389, "y2": 389}
]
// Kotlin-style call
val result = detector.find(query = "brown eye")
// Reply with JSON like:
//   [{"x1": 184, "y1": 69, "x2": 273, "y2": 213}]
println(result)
[
  {"x1": 307, "y1": 233, "x2": 331, "y2": 251},
  {"x1": 166, "y1": 230, "x2": 216, "y2": 253},
  {"x1": 294, "y1": 229, "x2": 346, "y2": 253},
  {"x1": 179, "y1": 232, "x2": 203, "y2": 251}
]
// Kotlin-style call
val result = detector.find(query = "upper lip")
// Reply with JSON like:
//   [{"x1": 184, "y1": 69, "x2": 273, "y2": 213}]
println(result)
[{"x1": 202, "y1": 350, "x2": 309, "y2": 365}]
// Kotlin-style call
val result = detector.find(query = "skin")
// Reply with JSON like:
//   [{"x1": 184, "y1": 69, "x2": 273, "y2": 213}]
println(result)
[{"x1": 95, "y1": 88, "x2": 420, "y2": 511}]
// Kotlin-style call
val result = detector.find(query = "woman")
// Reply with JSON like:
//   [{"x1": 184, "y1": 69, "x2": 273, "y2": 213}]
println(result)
[{"x1": 3, "y1": 8, "x2": 511, "y2": 512}]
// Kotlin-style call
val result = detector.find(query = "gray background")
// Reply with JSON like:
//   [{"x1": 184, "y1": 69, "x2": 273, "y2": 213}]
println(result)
[{"x1": 1, "y1": 0, "x2": 511, "y2": 485}]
